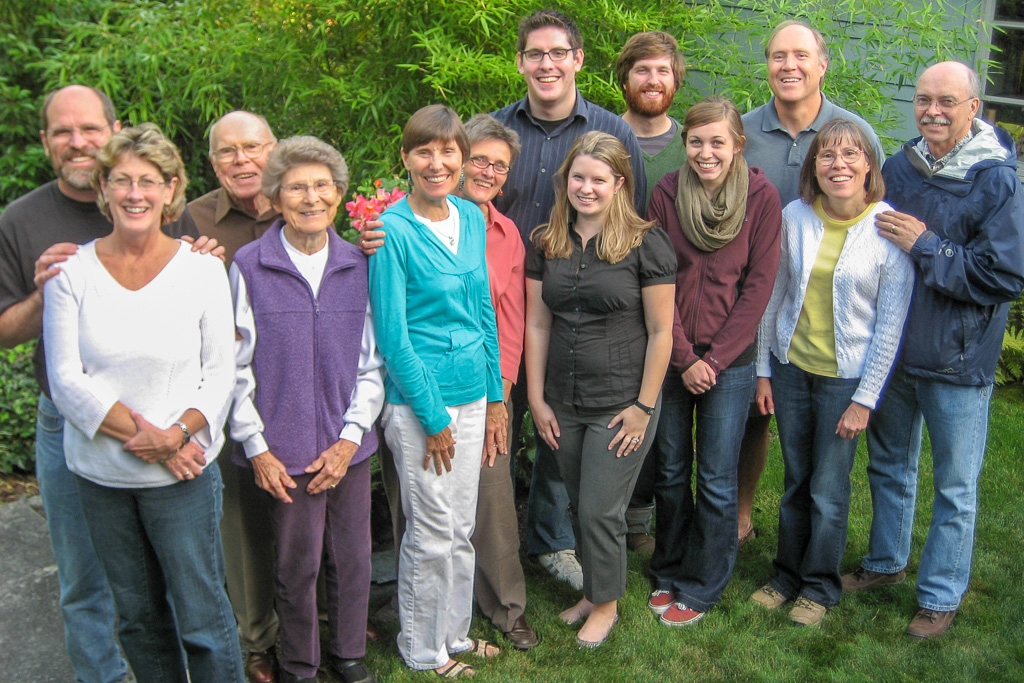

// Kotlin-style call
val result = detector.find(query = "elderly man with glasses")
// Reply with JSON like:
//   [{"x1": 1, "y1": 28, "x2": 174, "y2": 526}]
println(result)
[
  {"x1": 179, "y1": 110, "x2": 286, "y2": 683},
  {"x1": 843, "y1": 61, "x2": 1024, "y2": 640}
]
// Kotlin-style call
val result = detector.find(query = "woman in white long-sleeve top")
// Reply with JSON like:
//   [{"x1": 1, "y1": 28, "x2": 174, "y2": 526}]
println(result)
[
  {"x1": 750, "y1": 118, "x2": 914, "y2": 627},
  {"x1": 43, "y1": 123, "x2": 243, "y2": 683}
]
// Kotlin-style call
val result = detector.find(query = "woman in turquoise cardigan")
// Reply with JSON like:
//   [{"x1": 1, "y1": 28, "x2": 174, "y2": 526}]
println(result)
[{"x1": 368, "y1": 104, "x2": 504, "y2": 679}]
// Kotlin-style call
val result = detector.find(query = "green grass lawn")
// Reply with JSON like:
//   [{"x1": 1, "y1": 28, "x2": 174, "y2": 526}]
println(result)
[{"x1": 354, "y1": 387, "x2": 1024, "y2": 682}]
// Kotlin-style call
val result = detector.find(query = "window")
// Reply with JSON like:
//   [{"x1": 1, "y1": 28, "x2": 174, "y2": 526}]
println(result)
[{"x1": 983, "y1": 0, "x2": 1024, "y2": 169}]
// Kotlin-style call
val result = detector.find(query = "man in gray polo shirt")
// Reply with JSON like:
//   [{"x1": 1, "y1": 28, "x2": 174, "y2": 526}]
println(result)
[{"x1": 738, "y1": 19, "x2": 885, "y2": 547}]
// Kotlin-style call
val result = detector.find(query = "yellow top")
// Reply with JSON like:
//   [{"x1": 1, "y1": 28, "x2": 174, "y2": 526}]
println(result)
[{"x1": 788, "y1": 198, "x2": 874, "y2": 376}]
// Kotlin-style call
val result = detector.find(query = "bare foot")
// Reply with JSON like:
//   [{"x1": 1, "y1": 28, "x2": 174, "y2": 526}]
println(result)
[
  {"x1": 577, "y1": 602, "x2": 617, "y2": 644},
  {"x1": 559, "y1": 598, "x2": 594, "y2": 625}
]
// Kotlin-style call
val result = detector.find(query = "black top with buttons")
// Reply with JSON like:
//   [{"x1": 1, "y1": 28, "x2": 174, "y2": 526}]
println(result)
[{"x1": 526, "y1": 225, "x2": 676, "y2": 410}]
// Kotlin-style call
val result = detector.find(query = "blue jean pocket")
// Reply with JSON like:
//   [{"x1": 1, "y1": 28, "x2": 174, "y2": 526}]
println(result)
[{"x1": 36, "y1": 394, "x2": 64, "y2": 433}]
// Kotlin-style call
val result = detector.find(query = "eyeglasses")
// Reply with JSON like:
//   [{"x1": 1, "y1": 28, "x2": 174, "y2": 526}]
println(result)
[
  {"x1": 213, "y1": 141, "x2": 273, "y2": 162},
  {"x1": 815, "y1": 148, "x2": 863, "y2": 166},
  {"x1": 48, "y1": 124, "x2": 110, "y2": 143},
  {"x1": 519, "y1": 47, "x2": 575, "y2": 62},
  {"x1": 469, "y1": 156, "x2": 511, "y2": 175},
  {"x1": 107, "y1": 176, "x2": 168, "y2": 192},
  {"x1": 281, "y1": 180, "x2": 339, "y2": 198},
  {"x1": 913, "y1": 96, "x2": 976, "y2": 111}
]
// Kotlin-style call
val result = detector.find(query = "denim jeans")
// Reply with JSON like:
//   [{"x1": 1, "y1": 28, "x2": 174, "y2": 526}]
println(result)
[
  {"x1": 768, "y1": 358, "x2": 861, "y2": 608},
  {"x1": 383, "y1": 400, "x2": 485, "y2": 671},
  {"x1": 649, "y1": 364, "x2": 754, "y2": 613},
  {"x1": 862, "y1": 369, "x2": 992, "y2": 611},
  {"x1": 35, "y1": 393, "x2": 128, "y2": 683},
  {"x1": 523, "y1": 437, "x2": 576, "y2": 556},
  {"x1": 76, "y1": 462, "x2": 244, "y2": 683}
]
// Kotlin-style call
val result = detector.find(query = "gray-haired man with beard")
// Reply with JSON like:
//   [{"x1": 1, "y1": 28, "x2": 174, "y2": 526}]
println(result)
[{"x1": 0, "y1": 85, "x2": 198, "y2": 682}]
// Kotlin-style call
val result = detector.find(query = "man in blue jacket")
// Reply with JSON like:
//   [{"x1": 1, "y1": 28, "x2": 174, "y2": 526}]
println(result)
[{"x1": 842, "y1": 61, "x2": 1024, "y2": 639}]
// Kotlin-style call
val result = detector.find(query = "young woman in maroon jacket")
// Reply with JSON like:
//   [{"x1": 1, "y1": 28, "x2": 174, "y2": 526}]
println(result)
[{"x1": 644, "y1": 96, "x2": 782, "y2": 626}]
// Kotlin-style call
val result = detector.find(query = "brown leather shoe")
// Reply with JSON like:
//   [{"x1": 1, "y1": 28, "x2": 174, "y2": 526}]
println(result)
[
  {"x1": 503, "y1": 614, "x2": 539, "y2": 650},
  {"x1": 245, "y1": 649, "x2": 278, "y2": 683},
  {"x1": 365, "y1": 619, "x2": 380, "y2": 642},
  {"x1": 841, "y1": 566, "x2": 906, "y2": 592},
  {"x1": 627, "y1": 532, "x2": 656, "y2": 555},
  {"x1": 906, "y1": 608, "x2": 956, "y2": 639}
]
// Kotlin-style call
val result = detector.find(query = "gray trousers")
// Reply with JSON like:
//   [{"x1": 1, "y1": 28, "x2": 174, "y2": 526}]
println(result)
[
  {"x1": 218, "y1": 445, "x2": 279, "y2": 652},
  {"x1": 550, "y1": 400, "x2": 659, "y2": 604}
]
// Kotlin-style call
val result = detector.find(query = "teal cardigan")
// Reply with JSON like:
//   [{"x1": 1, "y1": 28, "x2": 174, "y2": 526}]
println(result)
[{"x1": 369, "y1": 195, "x2": 502, "y2": 435}]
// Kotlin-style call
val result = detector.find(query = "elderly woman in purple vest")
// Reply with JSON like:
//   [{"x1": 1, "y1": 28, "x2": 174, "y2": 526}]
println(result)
[{"x1": 228, "y1": 136, "x2": 384, "y2": 683}]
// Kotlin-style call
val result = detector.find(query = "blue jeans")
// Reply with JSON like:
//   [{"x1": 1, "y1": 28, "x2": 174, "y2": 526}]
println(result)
[
  {"x1": 76, "y1": 462, "x2": 244, "y2": 683},
  {"x1": 649, "y1": 364, "x2": 754, "y2": 613},
  {"x1": 862, "y1": 369, "x2": 992, "y2": 611},
  {"x1": 524, "y1": 437, "x2": 576, "y2": 556},
  {"x1": 769, "y1": 358, "x2": 861, "y2": 608},
  {"x1": 35, "y1": 394, "x2": 128, "y2": 683}
]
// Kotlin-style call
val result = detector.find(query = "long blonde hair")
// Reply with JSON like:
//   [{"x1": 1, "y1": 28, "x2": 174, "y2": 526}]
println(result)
[{"x1": 532, "y1": 131, "x2": 652, "y2": 264}]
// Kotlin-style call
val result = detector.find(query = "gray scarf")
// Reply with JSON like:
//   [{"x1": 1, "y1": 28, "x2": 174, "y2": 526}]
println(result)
[{"x1": 674, "y1": 156, "x2": 749, "y2": 252}]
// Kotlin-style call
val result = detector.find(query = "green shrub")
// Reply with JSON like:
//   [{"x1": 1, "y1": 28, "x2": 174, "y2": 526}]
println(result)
[
  {"x1": 0, "y1": 342, "x2": 37, "y2": 473},
  {"x1": 998, "y1": 294, "x2": 1024, "y2": 386},
  {"x1": 3, "y1": 0, "x2": 989, "y2": 201}
]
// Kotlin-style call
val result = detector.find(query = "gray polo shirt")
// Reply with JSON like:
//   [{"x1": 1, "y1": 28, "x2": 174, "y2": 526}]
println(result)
[{"x1": 742, "y1": 94, "x2": 886, "y2": 206}]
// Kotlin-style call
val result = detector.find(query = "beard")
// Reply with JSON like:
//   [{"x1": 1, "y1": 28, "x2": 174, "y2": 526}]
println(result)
[
  {"x1": 52, "y1": 149, "x2": 97, "y2": 191},
  {"x1": 59, "y1": 165, "x2": 94, "y2": 191},
  {"x1": 624, "y1": 82, "x2": 676, "y2": 118}
]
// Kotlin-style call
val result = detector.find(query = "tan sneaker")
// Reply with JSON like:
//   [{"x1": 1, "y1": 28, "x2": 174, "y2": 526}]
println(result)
[
  {"x1": 841, "y1": 566, "x2": 906, "y2": 592},
  {"x1": 788, "y1": 596, "x2": 826, "y2": 626},
  {"x1": 906, "y1": 608, "x2": 956, "y2": 639},
  {"x1": 750, "y1": 584, "x2": 789, "y2": 610}
]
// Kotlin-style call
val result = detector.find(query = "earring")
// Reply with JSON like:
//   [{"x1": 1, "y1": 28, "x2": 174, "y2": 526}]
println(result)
[
  {"x1": 498, "y1": 189, "x2": 503, "y2": 196},
  {"x1": 458, "y1": 172, "x2": 465, "y2": 192}
]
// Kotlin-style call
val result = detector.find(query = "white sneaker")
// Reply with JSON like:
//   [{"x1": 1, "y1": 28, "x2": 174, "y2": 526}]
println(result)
[{"x1": 538, "y1": 549, "x2": 584, "y2": 590}]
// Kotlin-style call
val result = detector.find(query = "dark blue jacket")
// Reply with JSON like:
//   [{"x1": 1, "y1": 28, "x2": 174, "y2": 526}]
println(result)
[{"x1": 883, "y1": 120, "x2": 1024, "y2": 386}]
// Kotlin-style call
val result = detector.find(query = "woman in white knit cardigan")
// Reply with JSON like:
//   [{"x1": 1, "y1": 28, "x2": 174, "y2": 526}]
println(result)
[{"x1": 749, "y1": 118, "x2": 914, "y2": 627}]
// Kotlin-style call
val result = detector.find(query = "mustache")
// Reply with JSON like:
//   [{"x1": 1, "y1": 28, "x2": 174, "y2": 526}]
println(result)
[{"x1": 920, "y1": 115, "x2": 950, "y2": 126}]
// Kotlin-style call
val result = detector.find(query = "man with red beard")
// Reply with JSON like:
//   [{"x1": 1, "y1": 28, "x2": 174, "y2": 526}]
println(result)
[
  {"x1": 0, "y1": 85, "x2": 198, "y2": 683},
  {"x1": 613, "y1": 32, "x2": 687, "y2": 557},
  {"x1": 617, "y1": 31, "x2": 687, "y2": 207}
]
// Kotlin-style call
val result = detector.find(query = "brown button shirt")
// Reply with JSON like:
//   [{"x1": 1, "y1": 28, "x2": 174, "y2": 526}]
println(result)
[
  {"x1": 181, "y1": 187, "x2": 281, "y2": 264},
  {"x1": 525, "y1": 225, "x2": 676, "y2": 410}
]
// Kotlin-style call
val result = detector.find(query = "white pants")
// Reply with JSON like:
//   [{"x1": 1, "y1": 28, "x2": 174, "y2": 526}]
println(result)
[{"x1": 382, "y1": 399, "x2": 485, "y2": 670}]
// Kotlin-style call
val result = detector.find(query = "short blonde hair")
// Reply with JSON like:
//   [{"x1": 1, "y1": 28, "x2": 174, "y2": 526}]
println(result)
[{"x1": 92, "y1": 123, "x2": 187, "y2": 223}]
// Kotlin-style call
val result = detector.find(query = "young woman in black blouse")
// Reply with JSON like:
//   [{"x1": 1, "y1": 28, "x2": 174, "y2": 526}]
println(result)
[{"x1": 524, "y1": 131, "x2": 676, "y2": 648}]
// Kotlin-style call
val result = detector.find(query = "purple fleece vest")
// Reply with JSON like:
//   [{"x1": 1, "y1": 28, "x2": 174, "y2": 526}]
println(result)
[{"x1": 232, "y1": 221, "x2": 378, "y2": 474}]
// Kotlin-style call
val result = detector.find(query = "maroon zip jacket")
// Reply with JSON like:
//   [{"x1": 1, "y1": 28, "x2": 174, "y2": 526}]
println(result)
[{"x1": 647, "y1": 166, "x2": 782, "y2": 376}]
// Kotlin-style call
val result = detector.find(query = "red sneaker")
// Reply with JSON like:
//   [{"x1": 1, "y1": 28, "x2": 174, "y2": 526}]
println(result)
[
  {"x1": 648, "y1": 590, "x2": 675, "y2": 615},
  {"x1": 660, "y1": 602, "x2": 705, "y2": 627}
]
